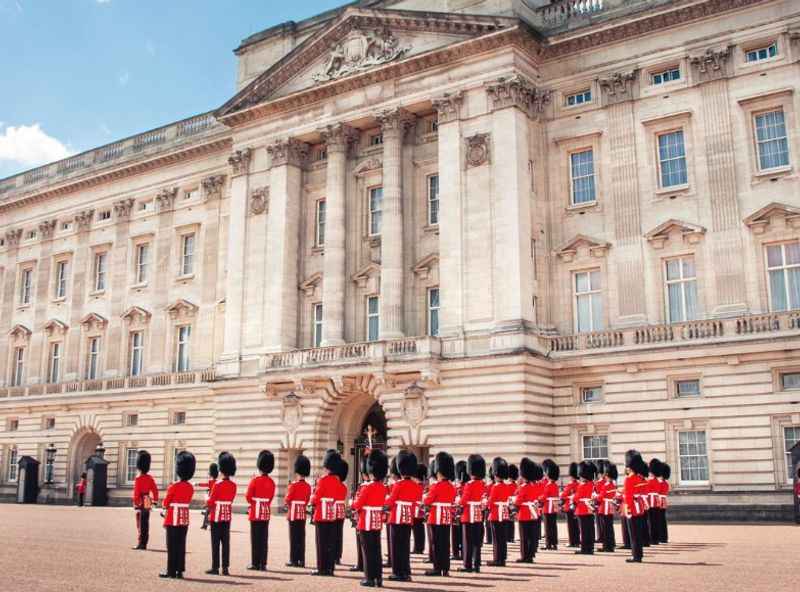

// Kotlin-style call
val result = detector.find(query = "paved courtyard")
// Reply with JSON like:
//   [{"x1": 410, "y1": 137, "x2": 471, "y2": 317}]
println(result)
[{"x1": 2, "y1": 504, "x2": 797, "y2": 591}]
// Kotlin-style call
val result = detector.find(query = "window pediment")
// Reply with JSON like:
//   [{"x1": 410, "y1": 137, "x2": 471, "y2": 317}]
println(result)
[
  {"x1": 743, "y1": 202, "x2": 800, "y2": 234},
  {"x1": 645, "y1": 219, "x2": 706, "y2": 248},
  {"x1": 412, "y1": 253, "x2": 439, "y2": 280},
  {"x1": 555, "y1": 234, "x2": 610, "y2": 262},
  {"x1": 352, "y1": 262, "x2": 380, "y2": 288},
  {"x1": 80, "y1": 312, "x2": 108, "y2": 332},
  {"x1": 299, "y1": 272, "x2": 322, "y2": 297},
  {"x1": 121, "y1": 306, "x2": 151, "y2": 326},
  {"x1": 166, "y1": 299, "x2": 198, "y2": 321},
  {"x1": 43, "y1": 319, "x2": 69, "y2": 337},
  {"x1": 9, "y1": 324, "x2": 32, "y2": 341}
]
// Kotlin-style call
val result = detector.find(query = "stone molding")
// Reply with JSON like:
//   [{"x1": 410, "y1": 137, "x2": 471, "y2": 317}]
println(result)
[
  {"x1": 9, "y1": 324, "x2": 32, "y2": 341},
  {"x1": 201, "y1": 174, "x2": 226, "y2": 200},
  {"x1": 645, "y1": 219, "x2": 707, "y2": 249},
  {"x1": 412, "y1": 253, "x2": 439, "y2": 280},
  {"x1": 465, "y1": 133, "x2": 491, "y2": 168},
  {"x1": 228, "y1": 148, "x2": 252, "y2": 176},
  {"x1": 37, "y1": 219, "x2": 57, "y2": 240},
  {"x1": 743, "y1": 202, "x2": 800, "y2": 234},
  {"x1": 485, "y1": 75, "x2": 551, "y2": 118},
  {"x1": 166, "y1": 299, "x2": 199, "y2": 322},
  {"x1": 555, "y1": 234, "x2": 611, "y2": 262},
  {"x1": 73, "y1": 209, "x2": 94, "y2": 232},
  {"x1": 155, "y1": 187, "x2": 178, "y2": 213},
  {"x1": 354, "y1": 158, "x2": 382, "y2": 177},
  {"x1": 402, "y1": 381, "x2": 428, "y2": 428},
  {"x1": 319, "y1": 123, "x2": 359, "y2": 154},
  {"x1": 267, "y1": 138, "x2": 309, "y2": 168},
  {"x1": 249, "y1": 187, "x2": 269, "y2": 215},
  {"x1": 312, "y1": 26, "x2": 410, "y2": 84},
  {"x1": 44, "y1": 319, "x2": 69, "y2": 337},
  {"x1": 80, "y1": 312, "x2": 108, "y2": 332},
  {"x1": 689, "y1": 46, "x2": 734, "y2": 84},
  {"x1": 432, "y1": 91, "x2": 464, "y2": 124},
  {"x1": 376, "y1": 107, "x2": 415, "y2": 138},
  {"x1": 299, "y1": 272, "x2": 322, "y2": 297},
  {"x1": 121, "y1": 306, "x2": 152, "y2": 326},
  {"x1": 113, "y1": 198, "x2": 135, "y2": 220},
  {"x1": 280, "y1": 391, "x2": 303, "y2": 433},
  {"x1": 598, "y1": 69, "x2": 639, "y2": 106},
  {"x1": 4, "y1": 228, "x2": 23, "y2": 247}
]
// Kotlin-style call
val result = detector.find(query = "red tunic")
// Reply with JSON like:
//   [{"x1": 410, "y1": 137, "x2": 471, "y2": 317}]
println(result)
[
  {"x1": 352, "y1": 480, "x2": 388, "y2": 531},
  {"x1": 515, "y1": 482, "x2": 541, "y2": 521},
  {"x1": 560, "y1": 479, "x2": 577, "y2": 511},
  {"x1": 573, "y1": 481, "x2": 595, "y2": 516},
  {"x1": 386, "y1": 478, "x2": 419, "y2": 525},
  {"x1": 539, "y1": 479, "x2": 560, "y2": 514},
  {"x1": 487, "y1": 482, "x2": 515, "y2": 522},
  {"x1": 411, "y1": 480, "x2": 425, "y2": 519},
  {"x1": 460, "y1": 479, "x2": 487, "y2": 523},
  {"x1": 658, "y1": 478, "x2": 670, "y2": 509},
  {"x1": 163, "y1": 481, "x2": 194, "y2": 527},
  {"x1": 310, "y1": 474, "x2": 345, "y2": 522},
  {"x1": 246, "y1": 475, "x2": 275, "y2": 521},
  {"x1": 133, "y1": 474, "x2": 159, "y2": 508},
  {"x1": 423, "y1": 480, "x2": 457, "y2": 525},
  {"x1": 76, "y1": 479, "x2": 87, "y2": 494},
  {"x1": 624, "y1": 473, "x2": 647, "y2": 517},
  {"x1": 207, "y1": 478, "x2": 237, "y2": 522},
  {"x1": 285, "y1": 479, "x2": 311, "y2": 521},
  {"x1": 597, "y1": 479, "x2": 617, "y2": 515}
]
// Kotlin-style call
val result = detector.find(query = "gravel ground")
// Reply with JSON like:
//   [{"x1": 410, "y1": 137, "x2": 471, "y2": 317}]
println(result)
[{"x1": 2, "y1": 505, "x2": 798, "y2": 592}]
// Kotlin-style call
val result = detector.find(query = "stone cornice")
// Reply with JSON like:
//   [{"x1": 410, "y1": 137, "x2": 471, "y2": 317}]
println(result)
[
  {"x1": 319, "y1": 123, "x2": 359, "y2": 154},
  {"x1": 431, "y1": 91, "x2": 464, "y2": 124},
  {"x1": 485, "y1": 74, "x2": 551, "y2": 119}
]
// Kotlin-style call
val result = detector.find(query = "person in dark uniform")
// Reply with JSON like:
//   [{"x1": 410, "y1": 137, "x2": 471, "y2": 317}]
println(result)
[
  {"x1": 246, "y1": 450, "x2": 275, "y2": 571},
  {"x1": 350, "y1": 457, "x2": 370, "y2": 573},
  {"x1": 352, "y1": 449, "x2": 389, "y2": 588},
  {"x1": 451, "y1": 460, "x2": 466, "y2": 560},
  {"x1": 458, "y1": 454, "x2": 487, "y2": 573},
  {"x1": 540, "y1": 459, "x2": 560, "y2": 550},
  {"x1": 285, "y1": 454, "x2": 311, "y2": 567},
  {"x1": 660, "y1": 463, "x2": 672, "y2": 543},
  {"x1": 514, "y1": 457, "x2": 541, "y2": 564},
  {"x1": 310, "y1": 449, "x2": 345, "y2": 576},
  {"x1": 574, "y1": 461, "x2": 597, "y2": 555},
  {"x1": 423, "y1": 452, "x2": 457, "y2": 577},
  {"x1": 207, "y1": 452, "x2": 237, "y2": 576},
  {"x1": 132, "y1": 450, "x2": 158, "y2": 551},
  {"x1": 159, "y1": 451, "x2": 196, "y2": 579},
  {"x1": 623, "y1": 449, "x2": 649, "y2": 563},
  {"x1": 562, "y1": 462, "x2": 580, "y2": 548},
  {"x1": 487, "y1": 457, "x2": 513, "y2": 567},
  {"x1": 412, "y1": 463, "x2": 428, "y2": 554},
  {"x1": 386, "y1": 450, "x2": 419, "y2": 582},
  {"x1": 506, "y1": 463, "x2": 518, "y2": 544},
  {"x1": 598, "y1": 462, "x2": 618, "y2": 553}
]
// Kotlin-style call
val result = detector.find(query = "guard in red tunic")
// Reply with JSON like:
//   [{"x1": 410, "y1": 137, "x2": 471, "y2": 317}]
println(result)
[
  {"x1": 159, "y1": 451, "x2": 195, "y2": 579},
  {"x1": 660, "y1": 463, "x2": 671, "y2": 543},
  {"x1": 246, "y1": 450, "x2": 275, "y2": 571},
  {"x1": 207, "y1": 451, "x2": 237, "y2": 576},
  {"x1": 574, "y1": 461, "x2": 597, "y2": 555},
  {"x1": 597, "y1": 463, "x2": 618, "y2": 552},
  {"x1": 197, "y1": 463, "x2": 218, "y2": 530},
  {"x1": 285, "y1": 454, "x2": 311, "y2": 567},
  {"x1": 350, "y1": 458, "x2": 370, "y2": 573},
  {"x1": 424, "y1": 452, "x2": 457, "y2": 577},
  {"x1": 334, "y1": 459, "x2": 349, "y2": 566},
  {"x1": 539, "y1": 459, "x2": 560, "y2": 550},
  {"x1": 412, "y1": 463, "x2": 427, "y2": 555},
  {"x1": 352, "y1": 449, "x2": 389, "y2": 588},
  {"x1": 132, "y1": 450, "x2": 158, "y2": 550},
  {"x1": 515, "y1": 458, "x2": 542, "y2": 563},
  {"x1": 451, "y1": 460, "x2": 466, "y2": 561},
  {"x1": 506, "y1": 463, "x2": 519, "y2": 544},
  {"x1": 647, "y1": 459, "x2": 663, "y2": 546},
  {"x1": 623, "y1": 449, "x2": 649, "y2": 563},
  {"x1": 310, "y1": 449, "x2": 344, "y2": 576},
  {"x1": 562, "y1": 462, "x2": 580, "y2": 547},
  {"x1": 487, "y1": 457, "x2": 514, "y2": 567},
  {"x1": 76, "y1": 472, "x2": 87, "y2": 507},
  {"x1": 384, "y1": 457, "x2": 399, "y2": 569},
  {"x1": 458, "y1": 454, "x2": 487, "y2": 573},
  {"x1": 386, "y1": 450, "x2": 419, "y2": 582}
]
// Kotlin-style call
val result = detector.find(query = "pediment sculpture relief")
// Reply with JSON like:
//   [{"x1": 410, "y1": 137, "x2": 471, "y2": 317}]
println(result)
[{"x1": 313, "y1": 27, "x2": 410, "y2": 83}]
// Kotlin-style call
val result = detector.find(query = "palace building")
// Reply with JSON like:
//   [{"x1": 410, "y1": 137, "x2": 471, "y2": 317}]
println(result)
[{"x1": 1, "y1": 0, "x2": 799, "y2": 518}]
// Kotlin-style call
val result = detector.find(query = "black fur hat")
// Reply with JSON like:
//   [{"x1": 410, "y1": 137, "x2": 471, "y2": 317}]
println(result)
[
  {"x1": 595, "y1": 459, "x2": 608, "y2": 477},
  {"x1": 625, "y1": 449, "x2": 648, "y2": 477},
  {"x1": 492, "y1": 457, "x2": 509, "y2": 480},
  {"x1": 176, "y1": 451, "x2": 196, "y2": 482},
  {"x1": 649, "y1": 458, "x2": 663, "y2": 478},
  {"x1": 209, "y1": 462, "x2": 219, "y2": 479},
  {"x1": 429, "y1": 459, "x2": 437, "y2": 479},
  {"x1": 367, "y1": 449, "x2": 389, "y2": 481},
  {"x1": 218, "y1": 451, "x2": 237, "y2": 477},
  {"x1": 568, "y1": 461, "x2": 579, "y2": 480},
  {"x1": 324, "y1": 449, "x2": 341, "y2": 472},
  {"x1": 436, "y1": 451, "x2": 455, "y2": 481},
  {"x1": 294, "y1": 455, "x2": 311, "y2": 477},
  {"x1": 508, "y1": 463, "x2": 519, "y2": 481},
  {"x1": 416, "y1": 463, "x2": 429, "y2": 481},
  {"x1": 337, "y1": 458, "x2": 349, "y2": 482},
  {"x1": 257, "y1": 450, "x2": 275, "y2": 475},
  {"x1": 456, "y1": 460, "x2": 468, "y2": 483},
  {"x1": 531, "y1": 461, "x2": 544, "y2": 482},
  {"x1": 136, "y1": 450, "x2": 151, "y2": 474},
  {"x1": 542, "y1": 458, "x2": 560, "y2": 480},
  {"x1": 579, "y1": 460, "x2": 597, "y2": 481},
  {"x1": 605, "y1": 463, "x2": 619, "y2": 481},
  {"x1": 389, "y1": 456, "x2": 400, "y2": 478},
  {"x1": 662, "y1": 463, "x2": 671, "y2": 480},
  {"x1": 467, "y1": 454, "x2": 486, "y2": 480},
  {"x1": 520, "y1": 457, "x2": 536, "y2": 482},
  {"x1": 397, "y1": 450, "x2": 418, "y2": 478}
]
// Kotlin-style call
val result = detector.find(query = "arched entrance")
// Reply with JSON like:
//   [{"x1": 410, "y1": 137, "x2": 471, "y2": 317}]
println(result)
[
  {"x1": 352, "y1": 403, "x2": 388, "y2": 489},
  {"x1": 68, "y1": 429, "x2": 101, "y2": 497}
]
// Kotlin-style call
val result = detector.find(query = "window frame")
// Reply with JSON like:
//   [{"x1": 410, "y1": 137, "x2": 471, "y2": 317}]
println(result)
[
  {"x1": 677, "y1": 430, "x2": 710, "y2": 485},
  {"x1": 315, "y1": 199, "x2": 326, "y2": 247},
  {"x1": 86, "y1": 336, "x2": 101, "y2": 380},
  {"x1": 11, "y1": 347, "x2": 24, "y2": 387},
  {"x1": 656, "y1": 129, "x2": 689, "y2": 189},
  {"x1": 664, "y1": 255, "x2": 698, "y2": 323},
  {"x1": 753, "y1": 108, "x2": 790, "y2": 172},
  {"x1": 568, "y1": 148, "x2": 597, "y2": 206},
  {"x1": 180, "y1": 232, "x2": 195, "y2": 277},
  {"x1": 573, "y1": 269, "x2": 603, "y2": 333},
  {"x1": 19, "y1": 266, "x2": 33, "y2": 305},
  {"x1": 581, "y1": 434, "x2": 609, "y2": 464},
  {"x1": 54, "y1": 259, "x2": 69, "y2": 300},
  {"x1": 175, "y1": 325, "x2": 191, "y2": 372},
  {"x1": 125, "y1": 448, "x2": 139, "y2": 484},
  {"x1": 782, "y1": 425, "x2": 800, "y2": 484},
  {"x1": 368, "y1": 186, "x2": 383, "y2": 237},
  {"x1": 366, "y1": 295, "x2": 380, "y2": 342},
  {"x1": 565, "y1": 88, "x2": 592, "y2": 107},
  {"x1": 7, "y1": 447, "x2": 18, "y2": 482},
  {"x1": 427, "y1": 174, "x2": 440, "y2": 226},
  {"x1": 312, "y1": 303, "x2": 323, "y2": 348},
  {"x1": 580, "y1": 385, "x2": 603, "y2": 404},
  {"x1": 124, "y1": 412, "x2": 139, "y2": 428},
  {"x1": 745, "y1": 41, "x2": 778, "y2": 64},
  {"x1": 427, "y1": 287, "x2": 440, "y2": 337},
  {"x1": 93, "y1": 251, "x2": 108, "y2": 292},
  {"x1": 650, "y1": 66, "x2": 681, "y2": 86},
  {"x1": 129, "y1": 330, "x2": 144, "y2": 377},
  {"x1": 171, "y1": 410, "x2": 187, "y2": 426},
  {"x1": 47, "y1": 342, "x2": 62, "y2": 384},
  {"x1": 135, "y1": 242, "x2": 150, "y2": 284},
  {"x1": 765, "y1": 240, "x2": 800, "y2": 312}
]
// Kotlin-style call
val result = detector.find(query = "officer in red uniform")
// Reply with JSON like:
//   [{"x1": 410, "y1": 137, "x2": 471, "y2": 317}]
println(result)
[
  {"x1": 660, "y1": 463, "x2": 671, "y2": 543},
  {"x1": 514, "y1": 458, "x2": 542, "y2": 563},
  {"x1": 207, "y1": 451, "x2": 237, "y2": 576},
  {"x1": 574, "y1": 461, "x2": 597, "y2": 555},
  {"x1": 647, "y1": 459, "x2": 663, "y2": 546},
  {"x1": 132, "y1": 450, "x2": 158, "y2": 550},
  {"x1": 562, "y1": 462, "x2": 580, "y2": 547},
  {"x1": 458, "y1": 454, "x2": 487, "y2": 573},
  {"x1": 159, "y1": 451, "x2": 195, "y2": 579},
  {"x1": 623, "y1": 449, "x2": 649, "y2": 563},
  {"x1": 506, "y1": 463, "x2": 518, "y2": 544},
  {"x1": 412, "y1": 464, "x2": 427, "y2": 555},
  {"x1": 487, "y1": 457, "x2": 514, "y2": 566},
  {"x1": 451, "y1": 460, "x2": 466, "y2": 560},
  {"x1": 424, "y1": 452, "x2": 457, "y2": 577},
  {"x1": 539, "y1": 459, "x2": 560, "y2": 550},
  {"x1": 384, "y1": 457, "x2": 399, "y2": 569},
  {"x1": 76, "y1": 472, "x2": 87, "y2": 507},
  {"x1": 386, "y1": 450, "x2": 419, "y2": 582},
  {"x1": 285, "y1": 454, "x2": 311, "y2": 567},
  {"x1": 310, "y1": 449, "x2": 345, "y2": 576},
  {"x1": 597, "y1": 462, "x2": 618, "y2": 552},
  {"x1": 352, "y1": 449, "x2": 389, "y2": 588},
  {"x1": 350, "y1": 458, "x2": 370, "y2": 573},
  {"x1": 197, "y1": 463, "x2": 218, "y2": 530},
  {"x1": 334, "y1": 459, "x2": 349, "y2": 566},
  {"x1": 246, "y1": 450, "x2": 275, "y2": 571}
]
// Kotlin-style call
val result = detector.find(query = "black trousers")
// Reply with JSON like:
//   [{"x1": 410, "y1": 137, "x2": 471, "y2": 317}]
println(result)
[
  {"x1": 490, "y1": 521, "x2": 507, "y2": 565},
  {"x1": 385, "y1": 524, "x2": 393, "y2": 566},
  {"x1": 451, "y1": 522, "x2": 462, "y2": 558},
  {"x1": 600, "y1": 514, "x2": 616, "y2": 551},
  {"x1": 210, "y1": 521, "x2": 231, "y2": 570},
  {"x1": 506, "y1": 520, "x2": 515, "y2": 543},
  {"x1": 77, "y1": 493, "x2": 84, "y2": 507},
  {"x1": 137, "y1": 509, "x2": 150, "y2": 548},
  {"x1": 662, "y1": 509, "x2": 669, "y2": 543},
  {"x1": 315, "y1": 521, "x2": 337, "y2": 574},
  {"x1": 620, "y1": 516, "x2": 631, "y2": 548},
  {"x1": 391, "y1": 524, "x2": 412, "y2": 578},
  {"x1": 165, "y1": 525, "x2": 188, "y2": 576},
  {"x1": 426, "y1": 525, "x2": 435, "y2": 562},
  {"x1": 249, "y1": 520, "x2": 269, "y2": 568},
  {"x1": 412, "y1": 519, "x2": 426, "y2": 553},
  {"x1": 289, "y1": 520, "x2": 306, "y2": 565},
  {"x1": 628, "y1": 515, "x2": 645, "y2": 561},
  {"x1": 335, "y1": 519, "x2": 345, "y2": 561},
  {"x1": 518, "y1": 520, "x2": 536, "y2": 561},
  {"x1": 201, "y1": 509, "x2": 210, "y2": 529},
  {"x1": 430, "y1": 524, "x2": 451, "y2": 573},
  {"x1": 360, "y1": 530, "x2": 382, "y2": 582},
  {"x1": 462, "y1": 522, "x2": 483, "y2": 571},
  {"x1": 485, "y1": 518, "x2": 493, "y2": 544},
  {"x1": 355, "y1": 530, "x2": 364, "y2": 569},
  {"x1": 566, "y1": 510, "x2": 580, "y2": 546},
  {"x1": 578, "y1": 515, "x2": 595, "y2": 554},
  {"x1": 642, "y1": 512, "x2": 651, "y2": 546},
  {"x1": 543, "y1": 514, "x2": 558, "y2": 549}
]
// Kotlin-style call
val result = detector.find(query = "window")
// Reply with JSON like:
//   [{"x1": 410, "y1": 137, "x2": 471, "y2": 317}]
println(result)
[
  {"x1": 426, "y1": 118, "x2": 439, "y2": 133},
  {"x1": 180, "y1": 233, "x2": 195, "y2": 276},
  {"x1": 746, "y1": 42, "x2": 778, "y2": 63},
  {"x1": 175, "y1": 326, "x2": 191, "y2": 372},
  {"x1": 86, "y1": 337, "x2": 100, "y2": 380},
  {"x1": 47, "y1": 343, "x2": 61, "y2": 384},
  {"x1": 313, "y1": 303, "x2": 323, "y2": 348},
  {"x1": 7, "y1": 447, "x2": 18, "y2": 482},
  {"x1": 427, "y1": 175, "x2": 439, "y2": 226},
  {"x1": 427, "y1": 288, "x2": 440, "y2": 337},
  {"x1": 582, "y1": 435, "x2": 608, "y2": 464},
  {"x1": 44, "y1": 417, "x2": 55, "y2": 430},
  {"x1": 369, "y1": 133, "x2": 383, "y2": 146},
  {"x1": 11, "y1": 348, "x2": 24, "y2": 386},
  {"x1": 570, "y1": 149, "x2": 596, "y2": 205},
  {"x1": 766, "y1": 241, "x2": 800, "y2": 311},
  {"x1": 369, "y1": 187, "x2": 383, "y2": 236},
  {"x1": 781, "y1": 372, "x2": 800, "y2": 390},
  {"x1": 20, "y1": 268, "x2": 33, "y2": 305},
  {"x1": 184, "y1": 189, "x2": 198, "y2": 200},
  {"x1": 367, "y1": 296, "x2": 380, "y2": 342},
  {"x1": 783, "y1": 426, "x2": 800, "y2": 482},
  {"x1": 26, "y1": 230, "x2": 37, "y2": 241},
  {"x1": 135, "y1": 243, "x2": 149, "y2": 283},
  {"x1": 676, "y1": 379, "x2": 701, "y2": 397},
  {"x1": 61, "y1": 222, "x2": 72, "y2": 232},
  {"x1": 665, "y1": 256, "x2": 698, "y2": 323},
  {"x1": 313, "y1": 146, "x2": 328, "y2": 162},
  {"x1": 125, "y1": 448, "x2": 139, "y2": 482},
  {"x1": 651, "y1": 66, "x2": 681, "y2": 85},
  {"x1": 54, "y1": 260, "x2": 68, "y2": 299},
  {"x1": 129, "y1": 331, "x2": 144, "y2": 376},
  {"x1": 124, "y1": 413, "x2": 138, "y2": 427},
  {"x1": 94, "y1": 252, "x2": 107, "y2": 291},
  {"x1": 315, "y1": 200, "x2": 326, "y2": 247},
  {"x1": 754, "y1": 110, "x2": 790, "y2": 170},
  {"x1": 678, "y1": 430, "x2": 709, "y2": 483},
  {"x1": 566, "y1": 89, "x2": 592, "y2": 106},
  {"x1": 574, "y1": 270, "x2": 603, "y2": 333},
  {"x1": 7, "y1": 419, "x2": 19, "y2": 432},
  {"x1": 138, "y1": 200, "x2": 153, "y2": 212},
  {"x1": 172, "y1": 411, "x2": 186, "y2": 426},
  {"x1": 581, "y1": 386, "x2": 602, "y2": 403},
  {"x1": 657, "y1": 130, "x2": 688, "y2": 187},
  {"x1": 98, "y1": 210, "x2": 112, "y2": 221}
]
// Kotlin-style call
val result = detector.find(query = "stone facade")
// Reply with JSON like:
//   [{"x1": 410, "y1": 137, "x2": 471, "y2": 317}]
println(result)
[{"x1": 1, "y1": 0, "x2": 799, "y2": 515}]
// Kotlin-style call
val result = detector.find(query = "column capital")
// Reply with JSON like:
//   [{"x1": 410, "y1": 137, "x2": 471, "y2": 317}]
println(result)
[
  {"x1": 37, "y1": 219, "x2": 57, "y2": 240},
  {"x1": 202, "y1": 174, "x2": 226, "y2": 200},
  {"x1": 73, "y1": 210, "x2": 94, "y2": 233},
  {"x1": 4, "y1": 228, "x2": 22, "y2": 247},
  {"x1": 228, "y1": 148, "x2": 252, "y2": 176},
  {"x1": 432, "y1": 91, "x2": 463, "y2": 124},
  {"x1": 267, "y1": 138, "x2": 309, "y2": 168},
  {"x1": 155, "y1": 187, "x2": 178, "y2": 213},
  {"x1": 485, "y1": 75, "x2": 550, "y2": 119},
  {"x1": 597, "y1": 69, "x2": 640, "y2": 106},
  {"x1": 689, "y1": 45, "x2": 734, "y2": 84},
  {"x1": 376, "y1": 107, "x2": 415, "y2": 138},
  {"x1": 319, "y1": 123, "x2": 359, "y2": 154},
  {"x1": 113, "y1": 198, "x2": 135, "y2": 220}
]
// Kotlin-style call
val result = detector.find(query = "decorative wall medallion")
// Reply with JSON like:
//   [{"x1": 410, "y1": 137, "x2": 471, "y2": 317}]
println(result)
[
  {"x1": 281, "y1": 392, "x2": 302, "y2": 432},
  {"x1": 402, "y1": 382, "x2": 427, "y2": 427},
  {"x1": 313, "y1": 27, "x2": 410, "y2": 83},
  {"x1": 250, "y1": 187, "x2": 269, "y2": 215},
  {"x1": 465, "y1": 133, "x2": 491, "y2": 168}
]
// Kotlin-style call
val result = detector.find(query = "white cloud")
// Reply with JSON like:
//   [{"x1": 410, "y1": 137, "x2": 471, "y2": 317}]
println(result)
[
  {"x1": 118, "y1": 70, "x2": 130, "y2": 86},
  {"x1": 0, "y1": 123, "x2": 72, "y2": 169}
]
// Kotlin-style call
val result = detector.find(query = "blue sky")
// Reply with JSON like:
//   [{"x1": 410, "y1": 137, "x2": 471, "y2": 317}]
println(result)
[{"x1": 0, "y1": 0, "x2": 345, "y2": 178}]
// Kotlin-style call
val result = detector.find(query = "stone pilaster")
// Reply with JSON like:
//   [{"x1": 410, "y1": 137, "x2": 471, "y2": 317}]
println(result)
[
  {"x1": 103, "y1": 199, "x2": 135, "y2": 376},
  {"x1": 148, "y1": 188, "x2": 179, "y2": 373},
  {"x1": 64, "y1": 211, "x2": 92, "y2": 379},
  {"x1": 197, "y1": 174, "x2": 225, "y2": 368},
  {"x1": 377, "y1": 108, "x2": 414, "y2": 340},
  {"x1": 320, "y1": 124, "x2": 357, "y2": 346},
  {"x1": 29, "y1": 225, "x2": 56, "y2": 383},
  {"x1": 0, "y1": 230, "x2": 23, "y2": 384}
]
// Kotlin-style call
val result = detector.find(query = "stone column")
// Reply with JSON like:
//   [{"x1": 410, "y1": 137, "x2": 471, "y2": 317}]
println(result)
[
  {"x1": 218, "y1": 149, "x2": 251, "y2": 376},
  {"x1": 265, "y1": 138, "x2": 308, "y2": 352},
  {"x1": 103, "y1": 198, "x2": 134, "y2": 376},
  {"x1": 65, "y1": 211, "x2": 93, "y2": 378},
  {"x1": 29, "y1": 220, "x2": 57, "y2": 382},
  {"x1": 147, "y1": 188, "x2": 178, "y2": 373},
  {"x1": 197, "y1": 174, "x2": 225, "y2": 369},
  {"x1": 377, "y1": 108, "x2": 414, "y2": 341},
  {"x1": 319, "y1": 124, "x2": 356, "y2": 346},
  {"x1": 0, "y1": 229, "x2": 23, "y2": 384}
]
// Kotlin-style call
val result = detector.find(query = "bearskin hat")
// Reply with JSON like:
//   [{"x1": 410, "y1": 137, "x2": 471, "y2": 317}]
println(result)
[
  {"x1": 595, "y1": 459, "x2": 608, "y2": 477},
  {"x1": 542, "y1": 458, "x2": 560, "y2": 480},
  {"x1": 367, "y1": 449, "x2": 389, "y2": 481},
  {"x1": 389, "y1": 456, "x2": 400, "y2": 478},
  {"x1": 429, "y1": 459, "x2": 437, "y2": 479},
  {"x1": 579, "y1": 460, "x2": 597, "y2": 481},
  {"x1": 323, "y1": 449, "x2": 341, "y2": 472},
  {"x1": 209, "y1": 462, "x2": 219, "y2": 479},
  {"x1": 456, "y1": 460, "x2": 468, "y2": 483},
  {"x1": 492, "y1": 457, "x2": 509, "y2": 481},
  {"x1": 568, "y1": 461, "x2": 579, "y2": 480},
  {"x1": 531, "y1": 461, "x2": 544, "y2": 482},
  {"x1": 649, "y1": 458, "x2": 663, "y2": 478},
  {"x1": 467, "y1": 454, "x2": 486, "y2": 480},
  {"x1": 416, "y1": 463, "x2": 429, "y2": 481},
  {"x1": 435, "y1": 451, "x2": 455, "y2": 481},
  {"x1": 397, "y1": 450, "x2": 418, "y2": 478},
  {"x1": 488, "y1": 465, "x2": 494, "y2": 480},
  {"x1": 662, "y1": 463, "x2": 671, "y2": 480},
  {"x1": 136, "y1": 450, "x2": 151, "y2": 474},
  {"x1": 508, "y1": 463, "x2": 519, "y2": 481},
  {"x1": 257, "y1": 450, "x2": 275, "y2": 475},
  {"x1": 625, "y1": 449, "x2": 648, "y2": 477},
  {"x1": 294, "y1": 455, "x2": 311, "y2": 477},
  {"x1": 218, "y1": 451, "x2": 237, "y2": 477},
  {"x1": 605, "y1": 462, "x2": 619, "y2": 481},
  {"x1": 175, "y1": 451, "x2": 196, "y2": 482},
  {"x1": 520, "y1": 457, "x2": 536, "y2": 482},
  {"x1": 337, "y1": 458, "x2": 349, "y2": 482}
]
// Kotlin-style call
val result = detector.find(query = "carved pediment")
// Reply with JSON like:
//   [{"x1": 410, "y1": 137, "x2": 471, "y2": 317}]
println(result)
[
  {"x1": 354, "y1": 158, "x2": 382, "y2": 177},
  {"x1": 121, "y1": 306, "x2": 151, "y2": 325},
  {"x1": 743, "y1": 202, "x2": 800, "y2": 234},
  {"x1": 80, "y1": 312, "x2": 108, "y2": 332},
  {"x1": 43, "y1": 319, "x2": 69, "y2": 337},
  {"x1": 166, "y1": 299, "x2": 198, "y2": 320},
  {"x1": 412, "y1": 253, "x2": 439, "y2": 280},
  {"x1": 645, "y1": 219, "x2": 707, "y2": 248},
  {"x1": 299, "y1": 272, "x2": 323, "y2": 297},
  {"x1": 555, "y1": 234, "x2": 610, "y2": 262},
  {"x1": 9, "y1": 324, "x2": 32, "y2": 340},
  {"x1": 351, "y1": 262, "x2": 380, "y2": 288}
]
